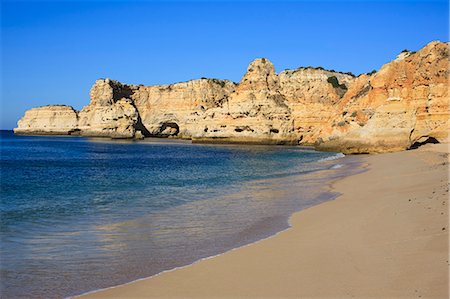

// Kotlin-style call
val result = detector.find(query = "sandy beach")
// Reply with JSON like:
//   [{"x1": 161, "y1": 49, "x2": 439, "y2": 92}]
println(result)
[{"x1": 80, "y1": 144, "x2": 449, "y2": 299}]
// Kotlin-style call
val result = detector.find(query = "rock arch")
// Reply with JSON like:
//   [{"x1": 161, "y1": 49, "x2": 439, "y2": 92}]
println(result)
[{"x1": 158, "y1": 122, "x2": 180, "y2": 137}]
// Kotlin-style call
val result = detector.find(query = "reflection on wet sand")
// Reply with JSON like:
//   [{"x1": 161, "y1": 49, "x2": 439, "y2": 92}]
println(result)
[{"x1": 86, "y1": 158, "x2": 361, "y2": 297}]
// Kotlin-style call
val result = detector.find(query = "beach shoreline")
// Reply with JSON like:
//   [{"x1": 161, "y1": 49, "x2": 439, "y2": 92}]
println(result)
[
  {"x1": 78, "y1": 143, "x2": 449, "y2": 299},
  {"x1": 70, "y1": 151, "x2": 361, "y2": 299}
]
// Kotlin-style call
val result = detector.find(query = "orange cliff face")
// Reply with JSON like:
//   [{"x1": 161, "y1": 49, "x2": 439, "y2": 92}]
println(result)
[
  {"x1": 316, "y1": 41, "x2": 449, "y2": 153},
  {"x1": 14, "y1": 41, "x2": 450, "y2": 153}
]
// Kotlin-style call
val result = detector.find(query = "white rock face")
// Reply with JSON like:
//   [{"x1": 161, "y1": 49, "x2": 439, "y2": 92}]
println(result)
[
  {"x1": 77, "y1": 79, "x2": 138, "y2": 138},
  {"x1": 189, "y1": 58, "x2": 297, "y2": 144},
  {"x1": 14, "y1": 105, "x2": 78, "y2": 135},
  {"x1": 78, "y1": 98, "x2": 138, "y2": 138},
  {"x1": 128, "y1": 78, "x2": 236, "y2": 139}
]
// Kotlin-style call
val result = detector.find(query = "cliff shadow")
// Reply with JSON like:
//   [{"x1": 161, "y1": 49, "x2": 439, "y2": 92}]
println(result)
[
  {"x1": 410, "y1": 136, "x2": 440, "y2": 149},
  {"x1": 156, "y1": 122, "x2": 179, "y2": 137},
  {"x1": 134, "y1": 118, "x2": 180, "y2": 138},
  {"x1": 134, "y1": 115, "x2": 152, "y2": 137}
]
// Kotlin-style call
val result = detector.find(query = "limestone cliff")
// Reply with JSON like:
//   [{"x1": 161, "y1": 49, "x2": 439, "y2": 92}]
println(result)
[
  {"x1": 316, "y1": 41, "x2": 449, "y2": 153},
  {"x1": 78, "y1": 79, "x2": 138, "y2": 138},
  {"x1": 14, "y1": 105, "x2": 78, "y2": 135},
  {"x1": 14, "y1": 41, "x2": 449, "y2": 153}
]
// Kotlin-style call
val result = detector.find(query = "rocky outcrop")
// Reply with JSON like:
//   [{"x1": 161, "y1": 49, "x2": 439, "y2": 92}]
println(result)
[
  {"x1": 14, "y1": 105, "x2": 78, "y2": 135},
  {"x1": 279, "y1": 67, "x2": 354, "y2": 144},
  {"x1": 129, "y1": 78, "x2": 236, "y2": 139},
  {"x1": 78, "y1": 79, "x2": 138, "y2": 138},
  {"x1": 189, "y1": 58, "x2": 298, "y2": 144},
  {"x1": 14, "y1": 41, "x2": 449, "y2": 153},
  {"x1": 316, "y1": 41, "x2": 449, "y2": 153}
]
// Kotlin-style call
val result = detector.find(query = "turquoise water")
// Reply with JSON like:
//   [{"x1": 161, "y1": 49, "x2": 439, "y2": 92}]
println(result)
[{"x1": 0, "y1": 130, "x2": 358, "y2": 298}]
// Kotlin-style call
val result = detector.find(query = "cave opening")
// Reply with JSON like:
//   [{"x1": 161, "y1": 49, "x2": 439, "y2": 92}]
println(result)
[
  {"x1": 410, "y1": 136, "x2": 439, "y2": 149},
  {"x1": 270, "y1": 128, "x2": 279, "y2": 134},
  {"x1": 158, "y1": 122, "x2": 180, "y2": 137}
]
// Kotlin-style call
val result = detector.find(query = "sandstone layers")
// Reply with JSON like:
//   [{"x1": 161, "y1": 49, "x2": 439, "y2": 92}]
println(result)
[{"x1": 15, "y1": 41, "x2": 449, "y2": 153}]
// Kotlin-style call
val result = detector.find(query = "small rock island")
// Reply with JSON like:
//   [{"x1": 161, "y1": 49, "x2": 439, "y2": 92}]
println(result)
[{"x1": 14, "y1": 41, "x2": 449, "y2": 153}]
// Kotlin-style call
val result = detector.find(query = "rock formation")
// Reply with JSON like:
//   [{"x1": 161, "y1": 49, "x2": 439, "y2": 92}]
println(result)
[
  {"x1": 14, "y1": 41, "x2": 449, "y2": 153},
  {"x1": 14, "y1": 105, "x2": 79, "y2": 135},
  {"x1": 316, "y1": 41, "x2": 449, "y2": 153},
  {"x1": 77, "y1": 79, "x2": 138, "y2": 138}
]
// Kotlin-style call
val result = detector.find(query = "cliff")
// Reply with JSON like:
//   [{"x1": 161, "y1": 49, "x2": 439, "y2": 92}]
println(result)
[
  {"x1": 316, "y1": 41, "x2": 450, "y2": 153},
  {"x1": 14, "y1": 105, "x2": 79, "y2": 135},
  {"x1": 14, "y1": 41, "x2": 449, "y2": 153}
]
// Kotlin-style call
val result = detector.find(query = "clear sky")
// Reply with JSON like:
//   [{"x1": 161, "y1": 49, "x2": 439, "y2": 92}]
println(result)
[{"x1": 1, "y1": 0, "x2": 448, "y2": 130}]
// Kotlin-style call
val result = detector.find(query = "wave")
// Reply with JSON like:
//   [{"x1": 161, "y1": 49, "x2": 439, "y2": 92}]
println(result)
[
  {"x1": 318, "y1": 152, "x2": 345, "y2": 162},
  {"x1": 331, "y1": 164, "x2": 343, "y2": 169}
]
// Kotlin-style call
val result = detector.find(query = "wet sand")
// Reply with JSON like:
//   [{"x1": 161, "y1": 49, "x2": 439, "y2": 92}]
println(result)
[{"x1": 80, "y1": 144, "x2": 449, "y2": 298}]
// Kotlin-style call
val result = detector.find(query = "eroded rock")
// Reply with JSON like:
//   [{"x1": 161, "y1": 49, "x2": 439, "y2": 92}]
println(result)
[
  {"x1": 14, "y1": 105, "x2": 78, "y2": 135},
  {"x1": 15, "y1": 41, "x2": 450, "y2": 153},
  {"x1": 317, "y1": 41, "x2": 449, "y2": 153}
]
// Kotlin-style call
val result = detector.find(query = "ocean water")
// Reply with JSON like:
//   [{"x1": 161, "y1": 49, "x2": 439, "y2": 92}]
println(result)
[{"x1": 0, "y1": 130, "x2": 360, "y2": 298}]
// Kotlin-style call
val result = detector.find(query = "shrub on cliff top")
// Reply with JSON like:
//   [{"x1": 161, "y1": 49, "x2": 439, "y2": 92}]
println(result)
[
  {"x1": 211, "y1": 78, "x2": 226, "y2": 88},
  {"x1": 400, "y1": 49, "x2": 416, "y2": 54}
]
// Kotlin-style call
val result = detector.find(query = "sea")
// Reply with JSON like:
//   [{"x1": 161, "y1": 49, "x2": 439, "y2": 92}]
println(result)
[{"x1": 0, "y1": 130, "x2": 361, "y2": 298}]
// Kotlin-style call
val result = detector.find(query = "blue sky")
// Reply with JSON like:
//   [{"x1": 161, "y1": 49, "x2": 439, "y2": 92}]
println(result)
[{"x1": 1, "y1": 0, "x2": 448, "y2": 129}]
